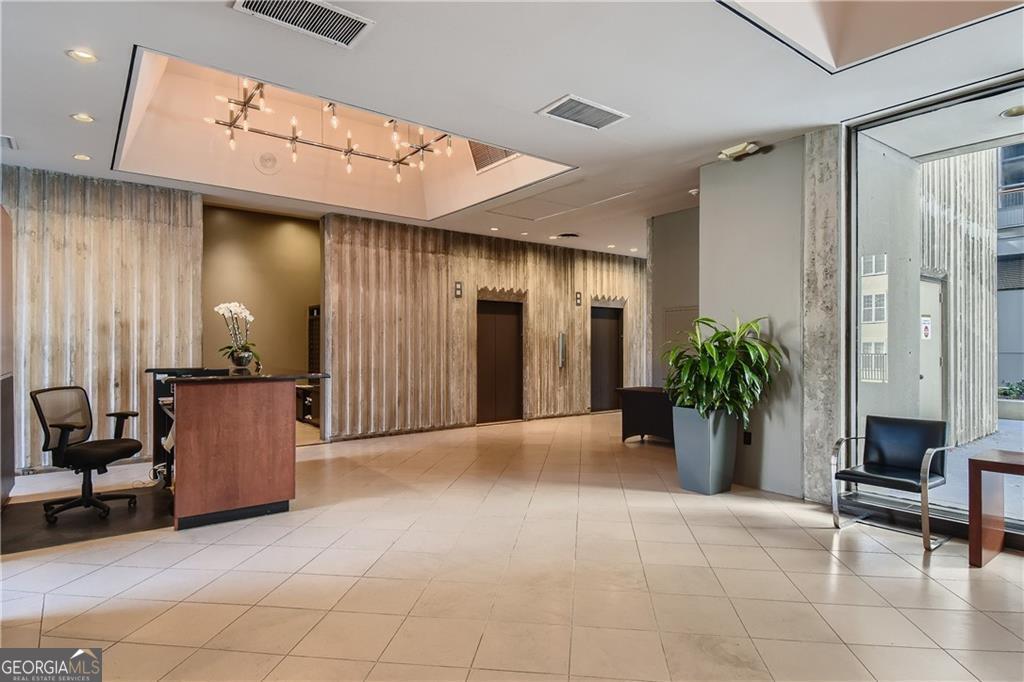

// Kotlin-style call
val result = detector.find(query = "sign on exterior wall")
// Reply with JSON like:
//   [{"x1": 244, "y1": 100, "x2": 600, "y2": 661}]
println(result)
[{"x1": 921, "y1": 315, "x2": 932, "y2": 340}]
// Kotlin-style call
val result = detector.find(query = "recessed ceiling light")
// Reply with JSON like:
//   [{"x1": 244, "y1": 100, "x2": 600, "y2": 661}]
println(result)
[
  {"x1": 66, "y1": 48, "x2": 97, "y2": 64},
  {"x1": 688, "y1": 188, "x2": 700, "y2": 196},
  {"x1": 548, "y1": 235, "x2": 559, "y2": 240},
  {"x1": 490, "y1": 227, "x2": 500, "y2": 232},
  {"x1": 629, "y1": 247, "x2": 638, "y2": 252},
  {"x1": 607, "y1": 244, "x2": 616, "y2": 249},
  {"x1": 1000, "y1": 105, "x2": 1024, "y2": 118},
  {"x1": 520, "y1": 232, "x2": 529, "y2": 236},
  {"x1": 72, "y1": 153, "x2": 91, "y2": 161},
  {"x1": 70, "y1": 112, "x2": 95, "y2": 123}
]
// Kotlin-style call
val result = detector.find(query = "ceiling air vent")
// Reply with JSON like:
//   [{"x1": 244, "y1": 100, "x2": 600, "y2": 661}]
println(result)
[
  {"x1": 538, "y1": 94, "x2": 628, "y2": 130},
  {"x1": 468, "y1": 141, "x2": 519, "y2": 173},
  {"x1": 233, "y1": 0, "x2": 375, "y2": 48}
]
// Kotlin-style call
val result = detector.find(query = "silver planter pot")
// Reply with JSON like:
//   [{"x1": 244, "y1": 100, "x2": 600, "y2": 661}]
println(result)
[{"x1": 671, "y1": 407, "x2": 738, "y2": 495}]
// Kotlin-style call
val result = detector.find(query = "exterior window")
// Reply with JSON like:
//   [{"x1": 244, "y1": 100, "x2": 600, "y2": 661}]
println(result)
[
  {"x1": 860, "y1": 342, "x2": 887, "y2": 382},
  {"x1": 861, "y1": 293, "x2": 886, "y2": 323},
  {"x1": 860, "y1": 254, "x2": 887, "y2": 275}
]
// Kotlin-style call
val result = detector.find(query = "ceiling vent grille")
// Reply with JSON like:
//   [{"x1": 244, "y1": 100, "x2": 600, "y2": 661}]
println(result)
[
  {"x1": 538, "y1": 94, "x2": 628, "y2": 130},
  {"x1": 233, "y1": 0, "x2": 375, "y2": 48},
  {"x1": 468, "y1": 141, "x2": 518, "y2": 173}
]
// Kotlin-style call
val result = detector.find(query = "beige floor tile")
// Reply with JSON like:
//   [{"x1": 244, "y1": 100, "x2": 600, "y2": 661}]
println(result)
[
  {"x1": 701, "y1": 545, "x2": 777, "y2": 571},
  {"x1": 366, "y1": 551, "x2": 444, "y2": 580},
  {"x1": 753, "y1": 639, "x2": 872, "y2": 681},
  {"x1": 577, "y1": 539, "x2": 641, "y2": 564},
  {"x1": 986, "y1": 611, "x2": 1024, "y2": 638},
  {"x1": 300, "y1": 548, "x2": 384, "y2": 576},
  {"x1": 37, "y1": 634, "x2": 114, "y2": 650},
  {"x1": 392, "y1": 530, "x2": 462, "y2": 554},
  {"x1": 578, "y1": 520, "x2": 636, "y2": 541},
  {"x1": 573, "y1": 589, "x2": 656, "y2": 630},
  {"x1": 747, "y1": 528, "x2": 822, "y2": 550},
  {"x1": 172, "y1": 544, "x2": 263, "y2": 570},
  {"x1": 335, "y1": 577, "x2": 427, "y2": 614},
  {"x1": 786, "y1": 573, "x2": 887, "y2": 606},
  {"x1": 272, "y1": 525, "x2": 349, "y2": 548},
  {"x1": 714, "y1": 568, "x2": 805, "y2": 601},
  {"x1": 412, "y1": 581, "x2": 496, "y2": 619},
  {"x1": 766, "y1": 548, "x2": 854, "y2": 574},
  {"x1": 266, "y1": 655, "x2": 373, "y2": 681},
  {"x1": 815, "y1": 604, "x2": 935, "y2": 647},
  {"x1": 46, "y1": 598, "x2": 172, "y2": 641},
  {"x1": 862, "y1": 576, "x2": 974, "y2": 610},
  {"x1": 644, "y1": 565, "x2": 724, "y2": 597},
  {"x1": 205, "y1": 605, "x2": 325, "y2": 654},
  {"x1": 102, "y1": 642, "x2": 196, "y2": 681},
  {"x1": 491, "y1": 584, "x2": 573, "y2": 625},
  {"x1": 574, "y1": 561, "x2": 647, "y2": 591},
  {"x1": 436, "y1": 554, "x2": 509, "y2": 584},
  {"x1": 690, "y1": 526, "x2": 758, "y2": 546},
  {"x1": 1, "y1": 623, "x2": 40, "y2": 647},
  {"x1": 294, "y1": 611, "x2": 404, "y2": 660},
  {"x1": 939, "y1": 579, "x2": 1024, "y2": 612},
  {"x1": 114, "y1": 543, "x2": 206, "y2": 568},
  {"x1": 637, "y1": 541, "x2": 706, "y2": 566},
  {"x1": 1, "y1": 562, "x2": 101, "y2": 593},
  {"x1": 125, "y1": 602, "x2": 247, "y2": 646},
  {"x1": 59, "y1": 540, "x2": 154, "y2": 566},
  {"x1": 163, "y1": 648, "x2": 283, "y2": 681},
  {"x1": 474, "y1": 621, "x2": 571, "y2": 674},
  {"x1": 381, "y1": 616, "x2": 486, "y2": 667},
  {"x1": 235, "y1": 545, "x2": 324, "y2": 573},
  {"x1": 371, "y1": 662, "x2": 469, "y2": 681},
  {"x1": 632, "y1": 522, "x2": 695, "y2": 544},
  {"x1": 570, "y1": 626, "x2": 670, "y2": 682},
  {"x1": 732, "y1": 598, "x2": 840, "y2": 643},
  {"x1": 116, "y1": 568, "x2": 224, "y2": 602},
  {"x1": 948, "y1": 650, "x2": 1024, "y2": 682},
  {"x1": 808, "y1": 529, "x2": 892, "y2": 554},
  {"x1": 473, "y1": 670, "x2": 561, "y2": 682},
  {"x1": 40, "y1": 594, "x2": 106, "y2": 631},
  {"x1": 660, "y1": 632, "x2": 770, "y2": 681},
  {"x1": 833, "y1": 552, "x2": 923, "y2": 578},
  {"x1": 651, "y1": 593, "x2": 746, "y2": 637},
  {"x1": 185, "y1": 570, "x2": 288, "y2": 605},
  {"x1": 901, "y1": 609, "x2": 1024, "y2": 651},
  {"x1": 259, "y1": 573, "x2": 356, "y2": 610},
  {"x1": 0, "y1": 591, "x2": 43, "y2": 627},
  {"x1": 849, "y1": 645, "x2": 975, "y2": 681},
  {"x1": 50, "y1": 565, "x2": 161, "y2": 598}
]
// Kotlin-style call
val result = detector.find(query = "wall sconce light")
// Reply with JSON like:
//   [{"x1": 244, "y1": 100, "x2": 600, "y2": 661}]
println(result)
[
  {"x1": 575, "y1": 292, "x2": 582, "y2": 306},
  {"x1": 454, "y1": 281, "x2": 463, "y2": 299}
]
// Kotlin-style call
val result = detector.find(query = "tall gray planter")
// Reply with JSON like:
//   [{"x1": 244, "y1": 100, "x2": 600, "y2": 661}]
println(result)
[{"x1": 672, "y1": 407, "x2": 738, "y2": 495}]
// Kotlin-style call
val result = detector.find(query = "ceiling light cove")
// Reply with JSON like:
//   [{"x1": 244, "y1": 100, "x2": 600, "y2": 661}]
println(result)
[
  {"x1": 70, "y1": 112, "x2": 94, "y2": 123},
  {"x1": 115, "y1": 49, "x2": 573, "y2": 223},
  {"x1": 72, "y1": 153, "x2": 91, "y2": 161},
  {"x1": 1001, "y1": 105, "x2": 1024, "y2": 118},
  {"x1": 66, "y1": 48, "x2": 97, "y2": 63}
]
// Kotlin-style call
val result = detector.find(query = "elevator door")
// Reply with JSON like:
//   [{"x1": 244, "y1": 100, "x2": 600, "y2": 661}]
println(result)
[
  {"x1": 919, "y1": 279, "x2": 944, "y2": 421},
  {"x1": 477, "y1": 300, "x2": 523, "y2": 423},
  {"x1": 591, "y1": 306, "x2": 624, "y2": 411}
]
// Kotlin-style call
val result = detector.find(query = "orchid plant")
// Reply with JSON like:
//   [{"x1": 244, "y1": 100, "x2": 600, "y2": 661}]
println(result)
[{"x1": 214, "y1": 301, "x2": 260, "y2": 363}]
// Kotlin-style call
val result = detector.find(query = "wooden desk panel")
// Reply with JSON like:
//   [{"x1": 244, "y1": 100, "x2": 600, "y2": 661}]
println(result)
[
  {"x1": 173, "y1": 379, "x2": 296, "y2": 527},
  {"x1": 969, "y1": 450, "x2": 1024, "y2": 568}
]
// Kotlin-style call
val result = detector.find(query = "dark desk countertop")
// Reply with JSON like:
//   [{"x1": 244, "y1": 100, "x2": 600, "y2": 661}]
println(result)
[{"x1": 145, "y1": 368, "x2": 329, "y2": 384}]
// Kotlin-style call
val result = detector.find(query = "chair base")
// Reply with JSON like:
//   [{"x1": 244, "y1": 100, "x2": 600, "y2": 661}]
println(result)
[
  {"x1": 42, "y1": 467, "x2": 137, "y2": 524},
  {"x1": 833, "y1": 490, "x2": 950, "y2": 552}
]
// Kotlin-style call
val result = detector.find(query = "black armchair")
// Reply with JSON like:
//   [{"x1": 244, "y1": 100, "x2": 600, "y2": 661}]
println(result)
[
  {"x1": 832, "y1": 415, "x2": 953, "y2": 551},
  {"x1": 30, "y1": 386, "x2": 141, "y2": 523}
]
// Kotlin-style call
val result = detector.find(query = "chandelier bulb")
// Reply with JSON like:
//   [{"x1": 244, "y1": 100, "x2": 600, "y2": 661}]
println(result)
[
  {"x1": 346, "y1": 158, "x2": 353, "y2": 174},
  {"x1": 290, "y1": 116, "x2": 298, "y2": 127},
  {"x1": 446, "y1": 137, "x2": 453, "y2": 157},
  {"x1": 203, "y1": 117, "x2": 215, "y2": 125},
  {"x1": 292, "y1": 150, "x2": 298, "y2": 164},
  {"x1": 331, "y1": 114, "x2": 338, "y2": 129},
  {"x1": 395, "y1": 167, "x2": 402, "y2": 184},
  {"x1": 242, "y1": 78, "x2": 250, "y2": 89},
  {"x1": 228, "y1": 130, "x2": 236, "y2": 151}
]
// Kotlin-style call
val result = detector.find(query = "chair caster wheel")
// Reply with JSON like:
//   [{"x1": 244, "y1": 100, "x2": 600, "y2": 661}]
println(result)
[
  {"x1": 98, "y1": 508, "x2": 110, "y2": 519},
  {"x1": 128, "y1": 498, "x2": 137, "y2": 508},
  {"x1": 45, "y1": 513, "x2": 57, "y2": 525}
]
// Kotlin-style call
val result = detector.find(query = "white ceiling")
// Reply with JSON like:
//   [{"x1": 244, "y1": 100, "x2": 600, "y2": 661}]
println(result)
[{"x1": 2, "y1": 1, "x2": 1023, "y2": 256}]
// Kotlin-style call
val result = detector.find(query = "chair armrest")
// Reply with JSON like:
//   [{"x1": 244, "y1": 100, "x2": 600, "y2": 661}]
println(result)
[
  {"x1": 832, "y1": 436, "x2": 864, "y2": 477},
  {"x1": 107, "y1": 410, "x2": 138, "y2": 439},
  {"x1": 921, "y1": 445, "x2": 954, "y2": 485},
  {"x1": 50, "y1": 422, "x2": 87, "y2": 463},
  {"x1": 51, "y1": 422, "x2": 87, "y2": 431}
]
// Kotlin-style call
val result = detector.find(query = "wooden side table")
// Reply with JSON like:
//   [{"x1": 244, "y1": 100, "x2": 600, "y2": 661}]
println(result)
[{"x1": 969, "y1": 450, "x2": 1024, "y2": 567}]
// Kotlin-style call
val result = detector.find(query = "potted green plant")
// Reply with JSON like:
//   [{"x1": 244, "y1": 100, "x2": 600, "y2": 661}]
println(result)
[{"x1": 663, "y1": 317, "x2": 783, "y2": 494}]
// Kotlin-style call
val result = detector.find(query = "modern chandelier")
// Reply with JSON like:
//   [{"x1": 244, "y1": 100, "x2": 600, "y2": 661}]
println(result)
[{"x1": 205, "y1": 79, "x2": 454, "y2": 183}]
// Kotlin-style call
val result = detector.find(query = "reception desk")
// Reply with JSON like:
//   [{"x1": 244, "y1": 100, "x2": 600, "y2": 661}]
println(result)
[{"x1": 147, "y1": 368, "x2": 327, "y2": 529}]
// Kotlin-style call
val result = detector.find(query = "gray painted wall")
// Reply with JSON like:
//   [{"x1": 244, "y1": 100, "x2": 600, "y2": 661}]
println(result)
[
  {"x1": 999, "y1": 289, "x2": 1024, "y2": 383},
  {"x1": 856, "y1": 136, "x2": 922, "y2": 425},
  {"x1": 649, "y1": 207, "x2": 700, "y2": 385},
  {"x1": 699, "y1": 138, "x2": 805, "y2": 498}
]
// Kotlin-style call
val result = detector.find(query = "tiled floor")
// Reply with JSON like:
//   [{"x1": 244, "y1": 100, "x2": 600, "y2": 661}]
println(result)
[{"x1": 2, "y1": 413, "x2": 1023, "y2": 681}]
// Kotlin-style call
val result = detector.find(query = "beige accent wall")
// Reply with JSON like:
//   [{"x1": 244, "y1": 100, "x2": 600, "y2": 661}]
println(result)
[
  {"x1": 2, "y1": 166, "x2": 203, "y2": 469},
  {"x1": 202, "y1": 206, "x2": 321, "y2": 372},
  {"x1": 322, "y1": 214, "x2": 650, "y2": 439}
]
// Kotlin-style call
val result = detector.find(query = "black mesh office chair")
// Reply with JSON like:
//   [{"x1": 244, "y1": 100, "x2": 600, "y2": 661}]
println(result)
[
  {"x1": 832, "y1": 415, "x2": 953, "y2": 551},
  {"x1": 30, "y1": 386, "x2": 140, "y2": 524}
]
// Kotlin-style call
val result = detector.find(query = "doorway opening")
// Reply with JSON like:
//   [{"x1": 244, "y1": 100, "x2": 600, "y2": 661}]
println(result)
[
  {"x1": 590, "y1": 306, "x2": 624, "y2": 412},
  {"x1": 476, "y1": 300, "x2": 524, "y2": 424}
]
